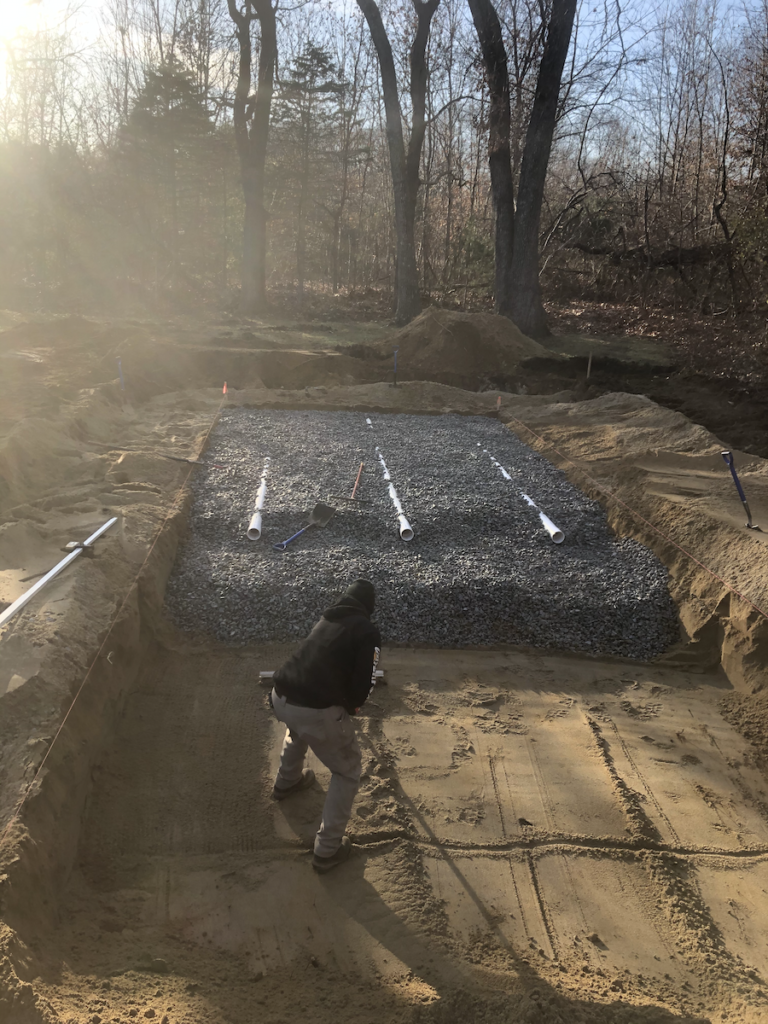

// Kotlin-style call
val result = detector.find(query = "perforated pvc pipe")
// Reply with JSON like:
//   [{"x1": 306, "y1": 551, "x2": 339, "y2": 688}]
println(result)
[
  {"x1": 247, "y1": 457, "x2": 270, "y2": 540},
  {"x1": 376, "y1": 449, "x2": 414, "y2": 541},
  {"x1": 0, "y1": 517, "x2": 119, "y2": 630},
  {"x1": 480, "y1": 446, "x2": 565, "y2": 544},
  {"x1": 366, "y1": 417, "x2": 414, "y2": 541}
]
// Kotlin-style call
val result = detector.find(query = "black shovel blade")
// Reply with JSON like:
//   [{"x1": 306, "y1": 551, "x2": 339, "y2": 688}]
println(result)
[{"x1": 309, "y1": 501, "x2": 335, "y2": 527}]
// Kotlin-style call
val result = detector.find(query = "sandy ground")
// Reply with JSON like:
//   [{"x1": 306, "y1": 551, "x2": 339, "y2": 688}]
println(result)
[
  {"x1": 1, "y1": 311, "x2": 767, "y2": 1023},
  {"x1": 29, "y1": 645, "x2": 768, "y2": 1024}
]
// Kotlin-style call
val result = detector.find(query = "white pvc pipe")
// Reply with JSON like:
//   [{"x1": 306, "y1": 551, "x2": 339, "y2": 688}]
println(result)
[
  {"x1": 520, "y1": 492, "x2": 565, "y2": 544},
  {"x1": 0, "y1": 517, "x2": 119, "y2": 630},
  {"x1": 389, "y1": 483, "x2": 414, "y2": 541},
  {"x1": 367, "y1": 417, "x2": 414, "y2": 541},
  {"x1": 480, "y1": 445, "x2": 565, "y2": 544},
  {"x1": 247, "y1": 457, "x2": 271, "y2": 540},
  {"x1": 376, "y1": 450, "x2": 391, "y2": 482}
]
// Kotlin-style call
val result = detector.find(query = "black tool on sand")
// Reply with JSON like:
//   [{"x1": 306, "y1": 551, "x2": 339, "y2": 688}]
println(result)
[
  {"x1": 722, "y1": 451, "x2": 762, "y2": 531},
  {"x1": 273, "y1": 501, "x2": 336, "y2": 551}
]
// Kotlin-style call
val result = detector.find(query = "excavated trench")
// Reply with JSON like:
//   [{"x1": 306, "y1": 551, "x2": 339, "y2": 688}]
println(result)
[{"x1": 1, "y1": 381, "x2": 768, "y2": 1024}]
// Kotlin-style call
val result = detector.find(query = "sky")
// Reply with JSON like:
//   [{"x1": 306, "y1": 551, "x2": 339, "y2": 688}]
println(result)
[
  {"x1": 0, "y1": 0, "x2": 102, "y2": 92},
  {"x1": 0, "y1": 0, "x2": 99, "y2": 44}
]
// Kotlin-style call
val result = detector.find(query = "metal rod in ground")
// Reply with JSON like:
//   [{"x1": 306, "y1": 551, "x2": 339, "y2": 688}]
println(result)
[
  {"x1": 480, "y1": 445, "x2": 565, "y2": 544},
  {"x1": 351, "y1": 461, "x2": 364, "y2": 500},
  {"x1": 586, "y1": 352, "x2": 593, "y2": 379},
  {"x1": 247, "y1": 457, "x2": 271, "y2": 540},
  {"x1": 722, "y1": 450, "x2": 761, "y2": 530},
  {"x1": 0, "y1": 517, "x2": 119, "y2": 630}
]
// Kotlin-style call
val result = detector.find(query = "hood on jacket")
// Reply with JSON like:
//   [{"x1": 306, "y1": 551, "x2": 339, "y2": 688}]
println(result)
[
  {"x1": 323, "y1": 595, "x2": 371, "y2": 621},
  {"x1": 344, "y1": 578, "x2": 375, "y2": 614}
]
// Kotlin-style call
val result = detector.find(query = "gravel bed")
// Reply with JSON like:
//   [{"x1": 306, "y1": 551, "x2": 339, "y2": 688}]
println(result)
[{"x1": 164, "y1": 409, "x2": 679, "y2": 657}]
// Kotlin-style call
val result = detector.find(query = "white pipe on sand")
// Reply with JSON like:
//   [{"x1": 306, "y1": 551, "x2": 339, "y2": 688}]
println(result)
[
  {"x1": 0, "y1": 517, "x2": 119, "y2": 630},
  {"x1": 480, "y1": 446, "x2": 565, "y2": 544},
  {"x1": 247, "y1": 457, "x2": 271, "y2": 541},
  {"x1": 366, "y1": 418, "x2": 414, "y2": 541}
]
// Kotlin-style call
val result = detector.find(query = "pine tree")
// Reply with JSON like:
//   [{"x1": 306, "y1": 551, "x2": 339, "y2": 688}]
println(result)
[
  {"x1": 119, "y1": 60, "x2": 215, "y2": 296},
  {"x1": 270, "y1": 45, "x2": 345, "y2": 300}
]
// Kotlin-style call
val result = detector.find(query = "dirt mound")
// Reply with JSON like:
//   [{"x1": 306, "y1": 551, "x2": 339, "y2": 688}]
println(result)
[
  {"x1": 279, "y1": 352, "x2": 382, "y2": 389},
  {"x1": 0, "y1": 315, "x2": 101, "y2": 349},
  {"x1": 722, "y1": 687, "x2": 768, "y2": 766},
  {"x1": 362, "y1": 309, "x2": 551, "y2": 388},
  {"x1": 0, "y1": 315, "x2": 146, "y2": 355},
  {"x1": 0, "y1": 417, "x2": 93, "y2": 510},
  {"x1": 120, "y1": 340, "x2": 267, "y2": 396}
]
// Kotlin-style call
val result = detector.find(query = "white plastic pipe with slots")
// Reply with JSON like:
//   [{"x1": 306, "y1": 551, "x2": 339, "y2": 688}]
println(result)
[
  {"x1": 247, "y1": 457, "x2": 271, "y2": 540},
  {"x1": 366, "y1": 417, "x2": 414, "y2": 541},
  {"x1": 480, "y1": 446, "x2": 565, "y2": 544}
]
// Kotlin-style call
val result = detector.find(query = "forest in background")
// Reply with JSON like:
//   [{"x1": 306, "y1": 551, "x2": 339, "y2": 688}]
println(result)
[{"x1": 1, "y1": 0, "x2": 767, "y2": 328}]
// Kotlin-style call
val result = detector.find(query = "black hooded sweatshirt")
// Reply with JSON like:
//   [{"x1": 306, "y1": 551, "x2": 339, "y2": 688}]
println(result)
[{"x1": 273, "y1": 595, "x2": 381, "y2": 714}]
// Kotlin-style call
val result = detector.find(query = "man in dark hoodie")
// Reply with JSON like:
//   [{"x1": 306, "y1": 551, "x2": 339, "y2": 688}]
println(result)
[{"x1": 270, "y1": 579, "x2": 381, "y2": 873}]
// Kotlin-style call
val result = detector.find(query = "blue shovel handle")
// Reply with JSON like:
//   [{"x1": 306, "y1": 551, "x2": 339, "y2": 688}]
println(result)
[
  {"x1": 273, "y1": 525, "x2": 310, "y2": 551},
  {"x1": 721, "y1": 450, "x2": 748, "y2": 504}
]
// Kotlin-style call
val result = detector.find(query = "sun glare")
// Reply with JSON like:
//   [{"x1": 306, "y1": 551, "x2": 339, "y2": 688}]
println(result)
[
  {"x1": 0, "y1": 1, "x2": 42, "y2": 43},
  {"x1": 0, "y1": 0, "x2": 92, "y2": 45}
]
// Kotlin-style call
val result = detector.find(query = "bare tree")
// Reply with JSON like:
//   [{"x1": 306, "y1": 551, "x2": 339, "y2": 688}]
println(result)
[
  {"x1": 356, "y1": 0, "x2": 440, "y2": 323},
  {"x1": 510, "y1": 0, "x2": 577, "y2": 334},
  {"x1": 469, "y1": 0, "x2": 576, "y2": 335},
  {"x1": 467, "y1": 0, "x2": 516, "y2": 319},
  {"x1": 227, "y1": 0, "x2": 276, "y2": 312},
  {"x1": 0, "y1": 0, "x2": 756, "y2": 321}
]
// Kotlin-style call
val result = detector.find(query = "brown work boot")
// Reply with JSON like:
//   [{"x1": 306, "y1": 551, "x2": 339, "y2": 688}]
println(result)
[
  {"x1": 272, "y1": 769, "x2": 315, "y2": 801},
  {"x1": 312, "y1": 836, "x2": 352, "y2": 874}
]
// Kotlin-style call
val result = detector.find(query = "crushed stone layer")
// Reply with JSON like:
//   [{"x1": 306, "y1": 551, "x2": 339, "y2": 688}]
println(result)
[{"x1": 165, "y1": 410, "x2": 679, "y2": 656}]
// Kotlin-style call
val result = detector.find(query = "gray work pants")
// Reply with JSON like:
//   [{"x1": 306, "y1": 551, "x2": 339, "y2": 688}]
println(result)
[{"x1": 271, "y1": 689, "x2": 362, "y2": 857}]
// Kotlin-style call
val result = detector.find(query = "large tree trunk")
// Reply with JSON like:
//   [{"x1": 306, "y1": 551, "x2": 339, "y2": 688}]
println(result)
[
  {"x1": 467, "y1": 0, "x2": 515, "y2": 317},
  {"x1": 470, "y1": 0, "x2": 575, "y2": 336},
  {"x1": 509, "y1": 0, "x2": 576, "y2": 336},
  {"x1": 227, "y1": 0, "x2": 276, "y2": 313},
  {"x1": 357, "y1": 0, "x2": 439, "y2": 324},
  {"x1": 406, "y1": 0, "x2": 440, "y2": 308}
]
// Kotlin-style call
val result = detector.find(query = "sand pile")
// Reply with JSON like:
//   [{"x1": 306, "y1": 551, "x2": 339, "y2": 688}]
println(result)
[
  {"x1": 0, "y1": 315, "x2": 271, "y2": 398},
  {"x1": 0, "y1": 417, "x2": 90, "y2": 510},
  {"x1": 0, "y1": 315, "x2": 102, "y2": 349},
  {"x1": 0, "y1": 315, "x2": 148, "y2": 357},
  {"x1": 353, "y1": 309, "x2": 552, "y2": 388},
  {"x1": 0, "y1": 316, "x2": 156, "y2": 401},
  {"x1": 278, "y1": 352, "x2": 381, "y2": 389},
  {"x1": 0, "y1": 310, "x2": 550, "y2": 396}
]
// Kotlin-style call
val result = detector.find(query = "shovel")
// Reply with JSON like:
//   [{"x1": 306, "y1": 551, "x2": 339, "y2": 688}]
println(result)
[{"x1": 273, "y1": 501, "x2": 336, "y2": 551}]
